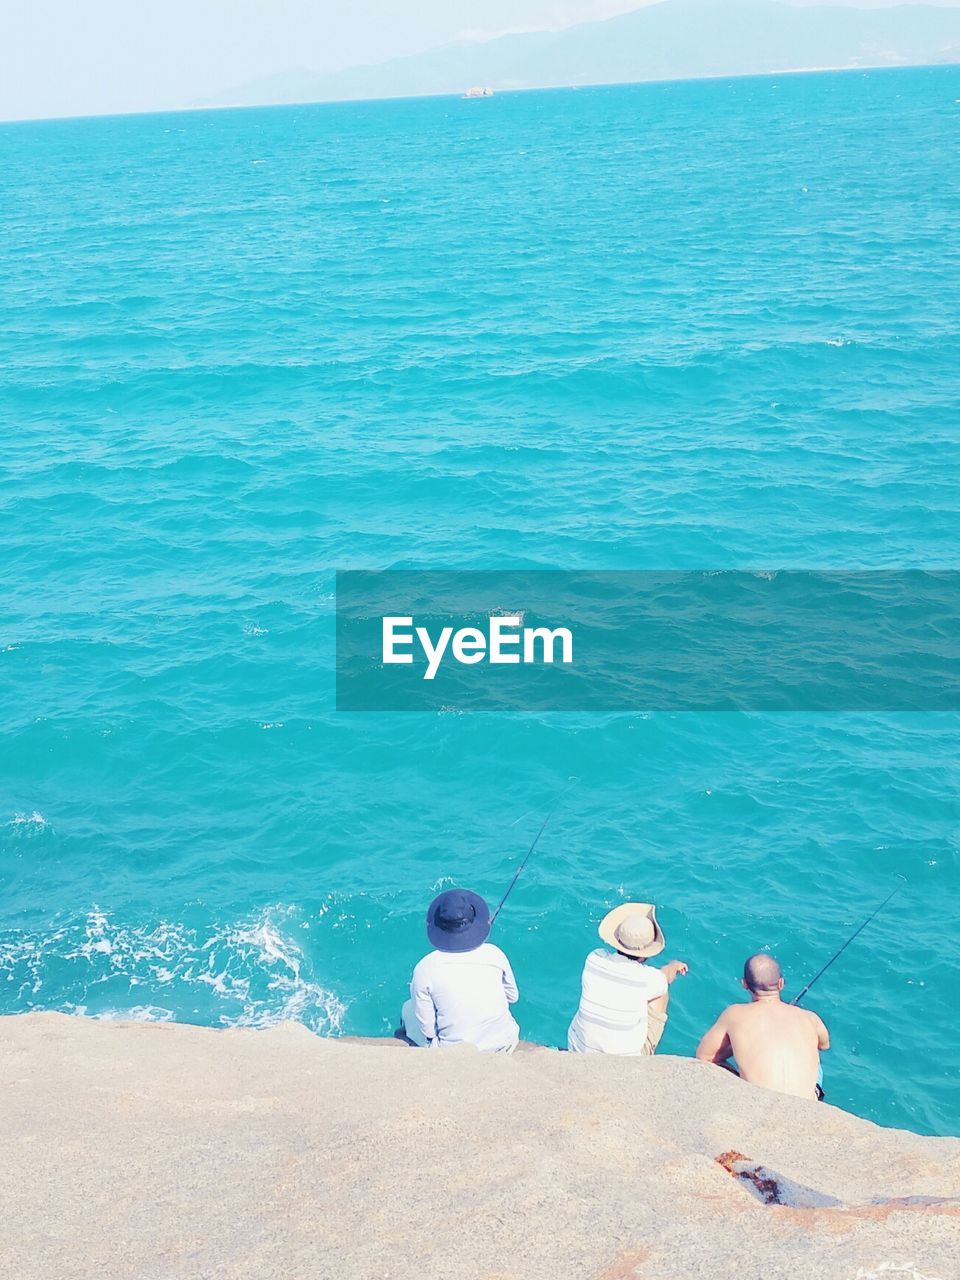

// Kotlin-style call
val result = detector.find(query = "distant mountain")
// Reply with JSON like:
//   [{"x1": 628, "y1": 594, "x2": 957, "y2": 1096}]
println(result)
[{"x1": 215, "y1": 0, "x2": 960, "y2": 108}]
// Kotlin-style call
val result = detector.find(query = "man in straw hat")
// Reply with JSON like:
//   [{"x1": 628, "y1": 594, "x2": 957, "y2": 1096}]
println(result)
[
  {"x1": 400, "y1": 888, "x2": 521, "y2": 1052},
  {"x1": 567, "y1": 903, "x2": 688, "y2": 1056}
]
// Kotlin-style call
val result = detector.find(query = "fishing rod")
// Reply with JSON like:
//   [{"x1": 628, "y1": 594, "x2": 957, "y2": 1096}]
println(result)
[
  {"x1": 791, "y1": 881, "x2": 903, "y2": 1006},
  {"x1": 489, "y1": 783, "x2": 574, "y2": 926}
]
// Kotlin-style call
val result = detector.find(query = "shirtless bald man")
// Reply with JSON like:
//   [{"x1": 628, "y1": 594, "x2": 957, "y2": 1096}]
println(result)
[{"x1": 696, "y1": 953, "x2": 829, "y2": 1101}]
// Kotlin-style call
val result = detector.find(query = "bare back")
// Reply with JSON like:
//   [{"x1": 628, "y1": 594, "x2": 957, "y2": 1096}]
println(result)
[{"x1": 721, "y1": 1001, "x2": 825, "y2": 1100}]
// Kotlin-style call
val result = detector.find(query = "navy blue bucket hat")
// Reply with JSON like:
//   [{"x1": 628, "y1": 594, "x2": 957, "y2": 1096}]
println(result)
[{"x1": 426, "y1": 889, "x2": 491, "y2": 953}]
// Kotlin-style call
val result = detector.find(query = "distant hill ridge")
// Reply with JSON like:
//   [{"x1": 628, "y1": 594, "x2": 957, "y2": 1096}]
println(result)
[{"x1": 216, "y1": 0, "x2": 960, "y2": 108}]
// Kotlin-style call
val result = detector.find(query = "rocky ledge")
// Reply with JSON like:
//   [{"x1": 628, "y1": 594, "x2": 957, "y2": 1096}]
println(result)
[{"x1": 1, "y1": 1013, "x2": 957, "y2": 1279}]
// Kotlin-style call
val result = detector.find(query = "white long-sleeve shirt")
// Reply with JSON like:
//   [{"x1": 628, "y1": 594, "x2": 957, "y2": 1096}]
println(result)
[{"x1": 410, "y1": 942, "x2": 520, "y2": 1052}]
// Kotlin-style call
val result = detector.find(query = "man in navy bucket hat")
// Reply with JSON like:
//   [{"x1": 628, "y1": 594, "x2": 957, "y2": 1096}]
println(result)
[{"x1": 400, "y1": 888, "x2": 520, "y2": 1052}]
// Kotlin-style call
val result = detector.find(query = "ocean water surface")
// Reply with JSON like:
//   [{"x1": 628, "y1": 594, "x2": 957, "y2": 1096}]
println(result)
[{"x1": 1, "y1": 67, "x2": 959, "y2": 1135}]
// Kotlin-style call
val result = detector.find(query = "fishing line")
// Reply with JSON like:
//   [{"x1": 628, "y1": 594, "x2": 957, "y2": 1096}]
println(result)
[
  {"x1": 791, "y1": 879, "x2": 904, "y2": 1006},
  {"x1": 489, "y1": 779, "x2": 576, "y2": 926}
]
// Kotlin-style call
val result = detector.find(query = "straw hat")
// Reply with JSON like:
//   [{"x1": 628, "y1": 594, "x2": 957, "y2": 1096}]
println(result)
[{"x1": 598, "y1": 902, "x2": 665, "y2": 958}]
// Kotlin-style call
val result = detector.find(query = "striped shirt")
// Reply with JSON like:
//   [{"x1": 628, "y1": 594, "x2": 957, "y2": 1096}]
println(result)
[{"x1": 567, "y1": 948, "x2": 668, "y2": 1055}]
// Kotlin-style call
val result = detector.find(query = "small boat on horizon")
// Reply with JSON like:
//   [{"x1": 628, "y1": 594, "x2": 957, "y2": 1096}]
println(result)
[{"x1": 463, "y1": 86, "x2": 494, "y2": 99}]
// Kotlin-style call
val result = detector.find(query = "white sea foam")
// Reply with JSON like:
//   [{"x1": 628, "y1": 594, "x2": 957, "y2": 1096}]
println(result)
[
  {"x1": 0, "y1": 905, "x2": 346, "y2": 1035},
  {"x1": 9, "y1": 810, "x2": 48, "y2": 831},
  {"x1": 92, "y1": 1004, "x2": 177, "y2": 1022}
]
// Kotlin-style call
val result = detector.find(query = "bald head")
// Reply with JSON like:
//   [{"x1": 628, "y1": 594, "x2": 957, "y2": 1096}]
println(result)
[{"x1": 743, "y1": 953, "x2": 783, "y2": 995}]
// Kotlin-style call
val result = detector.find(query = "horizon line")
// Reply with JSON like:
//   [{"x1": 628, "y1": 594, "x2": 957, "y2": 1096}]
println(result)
[{"x1": 1, "y1": 58, "x2": 956, "y2": 128}]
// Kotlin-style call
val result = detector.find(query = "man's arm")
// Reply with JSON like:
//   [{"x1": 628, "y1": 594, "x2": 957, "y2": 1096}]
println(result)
[
  {"x1": 658, "y1": 960, "x2": 689, "y2": 986},
  {"x1": 501, "y1": 956, "x2": 519, "y2": 1004},
  {"x1": 696, "y1": 1012, "x2": 733, "y2": 1066},
  {"x1": 411, "y1": 966, "x2": 438, "y2": 1043},
  {"x1": 811, "y1": 1011, "x2": 830, "y2": 1051}
]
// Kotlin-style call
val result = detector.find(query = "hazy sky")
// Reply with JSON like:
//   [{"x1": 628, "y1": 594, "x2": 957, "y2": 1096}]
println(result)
[{"x1": 2, "y1": 0, "x2": 959, "y2": 122}]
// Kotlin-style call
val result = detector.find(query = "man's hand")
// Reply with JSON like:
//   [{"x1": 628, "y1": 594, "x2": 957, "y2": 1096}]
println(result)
[{"x1": 662, "y1": 960, "x2": 689, "y2": 983}]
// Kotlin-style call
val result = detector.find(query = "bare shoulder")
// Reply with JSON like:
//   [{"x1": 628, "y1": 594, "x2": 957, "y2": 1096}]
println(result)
[
  {"x1": 786, "y1": 1005, "x2": 827, "y2": 1041},
  {"x1": 794, "y1": 1003, "x2": 820, "y2": 1022}
]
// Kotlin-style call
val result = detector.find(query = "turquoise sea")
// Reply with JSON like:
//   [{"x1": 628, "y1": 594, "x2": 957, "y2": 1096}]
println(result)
[{"x1": 2, "y1": 67, "x2": 959, "y2": 1136}]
